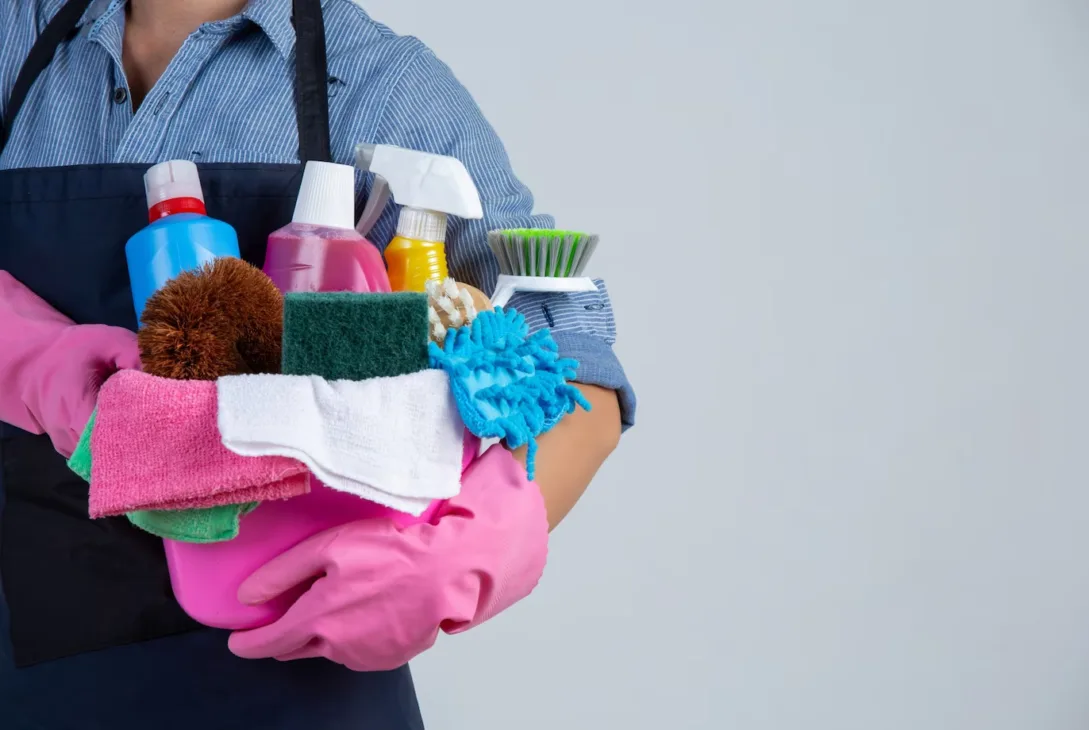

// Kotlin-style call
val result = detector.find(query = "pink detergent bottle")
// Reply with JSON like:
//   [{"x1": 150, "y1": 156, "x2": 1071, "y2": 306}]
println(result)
[
  {"x1": 262, "y1": 161, "x2": 391, "y2": 294},
  {"x1": 163, "y1": 160, "x2": 449, "y2": 630}
]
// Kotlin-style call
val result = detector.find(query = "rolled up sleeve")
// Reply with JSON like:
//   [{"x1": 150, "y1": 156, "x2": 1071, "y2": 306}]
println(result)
[{"x1": 370, "y1": 47, "x2": 636, "y2": 429}]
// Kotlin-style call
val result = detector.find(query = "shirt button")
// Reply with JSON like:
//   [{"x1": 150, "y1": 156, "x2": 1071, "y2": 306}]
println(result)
[{"x1": 113, "y1": 87, "x2": 128, "y2": 104}]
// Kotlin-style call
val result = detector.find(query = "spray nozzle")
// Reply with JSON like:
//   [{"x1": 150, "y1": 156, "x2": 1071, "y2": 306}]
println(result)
[{"x1": 354, "y1": 143, "x2": 483, "y2": 237}]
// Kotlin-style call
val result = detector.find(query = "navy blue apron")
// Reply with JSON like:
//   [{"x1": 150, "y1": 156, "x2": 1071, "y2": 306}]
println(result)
[{"x1": 0, "y1": 1, "x2": 425, "y2": 727}]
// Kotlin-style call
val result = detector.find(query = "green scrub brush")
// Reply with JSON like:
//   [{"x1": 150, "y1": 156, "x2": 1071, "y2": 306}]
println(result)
[{"x1": 487, "y1": 229, "x2": 600, "y2": 308}]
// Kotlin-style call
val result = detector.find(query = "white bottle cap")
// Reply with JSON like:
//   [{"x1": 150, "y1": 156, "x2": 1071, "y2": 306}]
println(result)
[
  {"x1": 292, "y1": 160, "x2": 356, "y2": 230},
  {"x1": 144, "y1": 159, "x2": 205, "y2": 209},
  {"x1": 395, "y1": 207, "x2": 448, "y2": 242}
]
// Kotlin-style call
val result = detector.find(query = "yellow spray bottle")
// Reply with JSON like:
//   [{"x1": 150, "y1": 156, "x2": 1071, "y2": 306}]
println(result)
[{"x1": 353, "y1": 143, "x2": 484, "y2": 293}]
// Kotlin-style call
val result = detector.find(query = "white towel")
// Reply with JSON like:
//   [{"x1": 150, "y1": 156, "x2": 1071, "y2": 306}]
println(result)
[{"x1": 216, "y1": 371, "x2": 464, "y2": 515}]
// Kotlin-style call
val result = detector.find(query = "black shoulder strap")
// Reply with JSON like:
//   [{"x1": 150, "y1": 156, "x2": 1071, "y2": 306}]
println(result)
[
  {"x1": 293, "y1": 0, "x2": 333, "y2": 163},
  {"x1": 0, "y1": 0, "x2": 332, "y2": 163},
  {"x1": 0, "y1": 0, "x2": 93, "y2": 154}
]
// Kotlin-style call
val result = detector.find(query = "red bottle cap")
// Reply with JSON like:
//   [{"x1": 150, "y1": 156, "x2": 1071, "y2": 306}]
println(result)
[
  {"x1": 148, "y1": 196, "x2": 207, "y2": 221},
  {"x1": 144, "y1": 160, "x2": 207, "y2": 221}
]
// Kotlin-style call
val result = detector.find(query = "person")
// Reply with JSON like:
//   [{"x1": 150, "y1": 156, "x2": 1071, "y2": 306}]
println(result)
[{"x1": 0, "y1": 0, "x2": 636, "y2": 727}]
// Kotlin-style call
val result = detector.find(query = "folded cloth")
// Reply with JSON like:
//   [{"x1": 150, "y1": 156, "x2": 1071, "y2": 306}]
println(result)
[
  {"x1": 88, "y1": 370, "x2": 310, "y2": 518},
  {"x1": 217, "y1": 371, "x2": 463, "y2": 516},
  {"x1": 128, "y1": 503, "x2": 258, "y2": 544},
  {"x1": 72, "y1": 409, "x2": 260, "y2": 542},
  {"x1": 67, "y1": 408, "x2": 96, "y2": 482}
]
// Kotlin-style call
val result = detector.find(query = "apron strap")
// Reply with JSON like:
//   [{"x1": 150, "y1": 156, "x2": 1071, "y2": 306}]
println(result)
[
  {"x1": 293, "y1": 0, "x2": 332, "y2": 163},
  {"x1": 0, "y1": 0, "x2": 332, "y2": 163},
  {"x1": 0, "y1": 0, "x2": 93, "y2": 154}
]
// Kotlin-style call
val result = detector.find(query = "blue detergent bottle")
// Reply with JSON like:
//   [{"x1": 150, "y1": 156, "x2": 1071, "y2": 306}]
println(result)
[{"x1": 126, "y1": 160, "x2": 241, "y2": 323}]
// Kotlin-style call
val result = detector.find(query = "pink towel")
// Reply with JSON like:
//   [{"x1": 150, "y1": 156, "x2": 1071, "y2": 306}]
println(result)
[{"x1": 89, "y1": 370, "x2": 309, "y2": 518}]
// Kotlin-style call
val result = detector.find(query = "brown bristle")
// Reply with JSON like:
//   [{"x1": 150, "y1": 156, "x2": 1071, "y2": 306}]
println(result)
[{"x1": 138, "y1": 258, "x2": 284, "y2": 380}]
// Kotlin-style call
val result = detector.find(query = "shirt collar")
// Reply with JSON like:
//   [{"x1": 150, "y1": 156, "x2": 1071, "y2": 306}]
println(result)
[
  {"x1": 241, "y1": 1, "x2": 297, "y2": 60},
  {"x1": 244, "y1": 0, "x2": 336, "y2": 61},
  {"x1": 77, "y1": 0, "x2": 118, "y2": 28},
  {"x1": 76, "y1": 0, "x2": 331, "y2": 61}
]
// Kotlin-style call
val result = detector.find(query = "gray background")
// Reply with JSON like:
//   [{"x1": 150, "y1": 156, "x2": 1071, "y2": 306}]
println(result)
[{"x1": 364, "y1": 1, "x2": 1089, "y2": 728}]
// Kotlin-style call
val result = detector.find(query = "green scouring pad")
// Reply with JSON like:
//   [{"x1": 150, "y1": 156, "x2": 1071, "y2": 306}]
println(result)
[{"x1": 282, "y1": 292, "x2": 430, "y2": 381}]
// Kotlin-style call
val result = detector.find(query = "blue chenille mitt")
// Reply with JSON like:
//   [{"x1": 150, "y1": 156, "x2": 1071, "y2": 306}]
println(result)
[{"x1": 428, "y1": 307, "x2": 591, "y2": 480}]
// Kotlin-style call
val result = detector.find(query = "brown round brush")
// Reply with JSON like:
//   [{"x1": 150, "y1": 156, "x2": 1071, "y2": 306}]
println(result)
[{"x1": 138, "y1": 257, "x2": 284, "y2": 380}]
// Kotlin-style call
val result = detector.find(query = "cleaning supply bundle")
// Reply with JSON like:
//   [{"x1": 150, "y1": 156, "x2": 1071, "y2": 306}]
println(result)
[
  {"x1": 158, "y1": 159, "x2": 476, "y2": 632},
  {"x1": 161, "y1": 282, "x2": 586, "y2": 631},
  {"x1": 487, "y1": 229, "x2": 601, "y2": 307},
  {"x1": 71, "y1": 142, "x2": 593, "y2": 636}
]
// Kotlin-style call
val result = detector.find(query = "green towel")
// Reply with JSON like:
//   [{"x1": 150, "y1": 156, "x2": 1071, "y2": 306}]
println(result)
[
  {"x1": 282, "y1": 292, "x2": 430, "y2": 380},
  {"x1": 127, "y1": 503, "x2": 258, "y2": 543},
  {"x1": 67, "y1": 408, "x2": 96, "y2": 482},
  {"x1": 69, "y1": 409, "x2": 256, "y2": 543}
]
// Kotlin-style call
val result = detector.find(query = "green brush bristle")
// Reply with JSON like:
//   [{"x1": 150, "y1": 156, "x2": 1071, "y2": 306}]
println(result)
[{"x1": 488, "y1": 229, "x2": 599, "y2": 277}]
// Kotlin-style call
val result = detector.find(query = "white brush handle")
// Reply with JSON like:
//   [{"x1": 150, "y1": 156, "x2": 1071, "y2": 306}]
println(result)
[{"x1": 490, "y1": 275, "x2": 599, "y2": 309}]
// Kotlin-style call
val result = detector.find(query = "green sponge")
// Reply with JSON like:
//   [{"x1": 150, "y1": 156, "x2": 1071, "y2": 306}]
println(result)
[{"x1": 282, "y1": 292, "x2": 430, "y2": 380}]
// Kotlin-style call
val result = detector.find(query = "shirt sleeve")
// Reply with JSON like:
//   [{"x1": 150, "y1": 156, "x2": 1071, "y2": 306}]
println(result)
[{"x1": 368, "y1": 48, "x2": 636, "y2": 430}]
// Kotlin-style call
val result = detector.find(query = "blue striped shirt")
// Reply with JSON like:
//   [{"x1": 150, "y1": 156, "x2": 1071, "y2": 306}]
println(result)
[{"x1": 0, "y1": 0, "x2": 634, "y2": 427}]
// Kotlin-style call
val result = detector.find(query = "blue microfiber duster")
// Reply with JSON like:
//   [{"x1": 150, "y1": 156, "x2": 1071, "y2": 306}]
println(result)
[{"x1": 428, "y1": 307, "x2": 591, "y2": 480}]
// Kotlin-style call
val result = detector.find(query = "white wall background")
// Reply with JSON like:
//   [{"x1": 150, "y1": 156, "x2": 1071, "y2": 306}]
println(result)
[{"x1": 361, "y1": 1, "x2": 1089, "y2": 728}]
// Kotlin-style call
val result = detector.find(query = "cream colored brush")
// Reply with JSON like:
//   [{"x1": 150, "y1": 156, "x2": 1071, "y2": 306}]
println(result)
[{"x1": 425, "y1": 278, "x2": 492, "y2": 345}]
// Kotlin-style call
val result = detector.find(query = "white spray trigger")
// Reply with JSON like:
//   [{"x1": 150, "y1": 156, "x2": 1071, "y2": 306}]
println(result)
[
  {"x1": 356, "y1": 176, "x2": 390, "y2": 237},
  {"x1": 355, "y1": 143, "x2": 483, "y2": 221}
]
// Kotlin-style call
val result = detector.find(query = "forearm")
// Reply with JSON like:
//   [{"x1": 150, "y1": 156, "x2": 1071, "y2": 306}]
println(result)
[{"x1": 510, "y1": 384, "x2": 621, "y2": 530}]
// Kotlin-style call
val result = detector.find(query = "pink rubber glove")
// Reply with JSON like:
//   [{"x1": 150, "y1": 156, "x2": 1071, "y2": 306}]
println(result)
[
  {"x1": 228, "y1": 445, "x2": 549, "y2": 671},
  {"x1": 0, "y1": 271, "x2": 141, "y2": 457}
]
